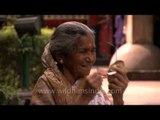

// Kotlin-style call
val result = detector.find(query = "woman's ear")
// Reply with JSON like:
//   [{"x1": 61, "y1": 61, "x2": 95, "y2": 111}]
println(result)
[
  {"x1": 57, "y1": 55, "x2": 64, "y2": 64},
  {"x1": 59, "y1": 59, "x2": 64, "y2": 64}
]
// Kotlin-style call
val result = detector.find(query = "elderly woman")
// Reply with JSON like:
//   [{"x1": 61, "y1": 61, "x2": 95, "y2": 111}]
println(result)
[{"x1": 31, "y1": 21, "x2": 129, "y2": 105}]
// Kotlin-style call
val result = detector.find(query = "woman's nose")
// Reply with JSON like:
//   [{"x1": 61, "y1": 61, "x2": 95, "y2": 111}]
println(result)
[{"x1": 86, "y1": 53, "x2": 95, "y2": 63}]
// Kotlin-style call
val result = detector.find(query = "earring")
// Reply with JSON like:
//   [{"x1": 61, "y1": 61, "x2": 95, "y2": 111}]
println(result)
[{"x1": 59, "y1": 59, "x2": 64, "y2": 64}]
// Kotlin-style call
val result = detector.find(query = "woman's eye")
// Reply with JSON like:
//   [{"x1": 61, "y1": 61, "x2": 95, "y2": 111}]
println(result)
[
  {"x1": 91, "y1": 48, "x2": 96, "y2": 53},
  {"x1": 79, "y1": 49, "x2": 86, "y2": 53},
  {"x1": 78, "y1": 48, "x2": 96, "y2": 54}
]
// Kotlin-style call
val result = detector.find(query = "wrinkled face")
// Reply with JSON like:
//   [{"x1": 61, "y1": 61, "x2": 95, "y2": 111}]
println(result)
[{"x1": 63, "y1": 35, "x2": 96, "y2": 79}]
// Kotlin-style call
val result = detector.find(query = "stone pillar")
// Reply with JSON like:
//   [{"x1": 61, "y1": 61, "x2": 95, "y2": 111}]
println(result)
[
  {"x1": 110, "y1": 15, "x2": 160, "y2": 74},
  {"x1": 126, "y1": 15, "x2": 153, "y2": 44}
]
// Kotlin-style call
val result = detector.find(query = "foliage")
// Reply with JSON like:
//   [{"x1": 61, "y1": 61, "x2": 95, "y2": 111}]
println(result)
[
  {"x1": 29, "y1": 27, "x2": 54, "y2": 87},
  {"x1": 0, "y1": 25, "x2": 18, "y2": 42},
  {"x1": 0, "y1": 25, "x2": 55, "y2": 104},
  {"x1": 0, "y1": 25, "x2": 21, "y2": 104}
]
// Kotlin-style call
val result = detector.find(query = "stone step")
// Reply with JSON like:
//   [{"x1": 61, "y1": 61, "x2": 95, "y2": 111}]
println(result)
[{"x1": 127, "y1": 70, "x2": 160, "y2": 80}]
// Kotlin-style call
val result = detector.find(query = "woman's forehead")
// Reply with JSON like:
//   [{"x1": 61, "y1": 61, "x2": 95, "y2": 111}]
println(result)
[{"x1": 77, "y1": 36, "x2": 95, "y2": 47}]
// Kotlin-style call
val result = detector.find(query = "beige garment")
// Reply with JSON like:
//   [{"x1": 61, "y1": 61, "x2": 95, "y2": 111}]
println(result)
[{"x1": 32, "y1": 43, "x2": 85, "y2": 105}]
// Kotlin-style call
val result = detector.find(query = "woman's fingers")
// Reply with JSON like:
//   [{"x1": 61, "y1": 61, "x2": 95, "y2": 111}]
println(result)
[
  {"x1": 108, "y1": 61, "x2": 129, "y2": 95},
  {"x1": 108, "y1": 83, "x2": 122, "y2": 94},
  {"x1": 86, "y1": 72, "x2": 103, "y2": 90},
  {"x1": 108, "y1": 77, "x2": 124, "y2": 87},
  {"x1": 108, "y1": 66, "x2": 129, "y2": 85}
]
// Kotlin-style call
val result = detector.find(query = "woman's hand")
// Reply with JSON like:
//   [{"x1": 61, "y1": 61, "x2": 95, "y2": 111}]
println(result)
[
  {"x1": 83, "y1": 72, "x2": 103, "y2": 98},
  {"x1": 75, "y1": 72, "x2": 103, "y2": 105},
  {"x1": 108, "y1": 61, "x2": 129, "y2": 105}
]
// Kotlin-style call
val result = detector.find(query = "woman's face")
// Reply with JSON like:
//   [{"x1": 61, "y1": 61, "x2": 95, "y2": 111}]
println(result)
[{"x1": 63, "y1": 35, "x2": 96, "y2": 79}]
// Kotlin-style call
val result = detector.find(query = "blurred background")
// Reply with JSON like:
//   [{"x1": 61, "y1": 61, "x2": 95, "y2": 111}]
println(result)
[{"x1": 0, "y1": 15, "x2": 160, "y2": 105}]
